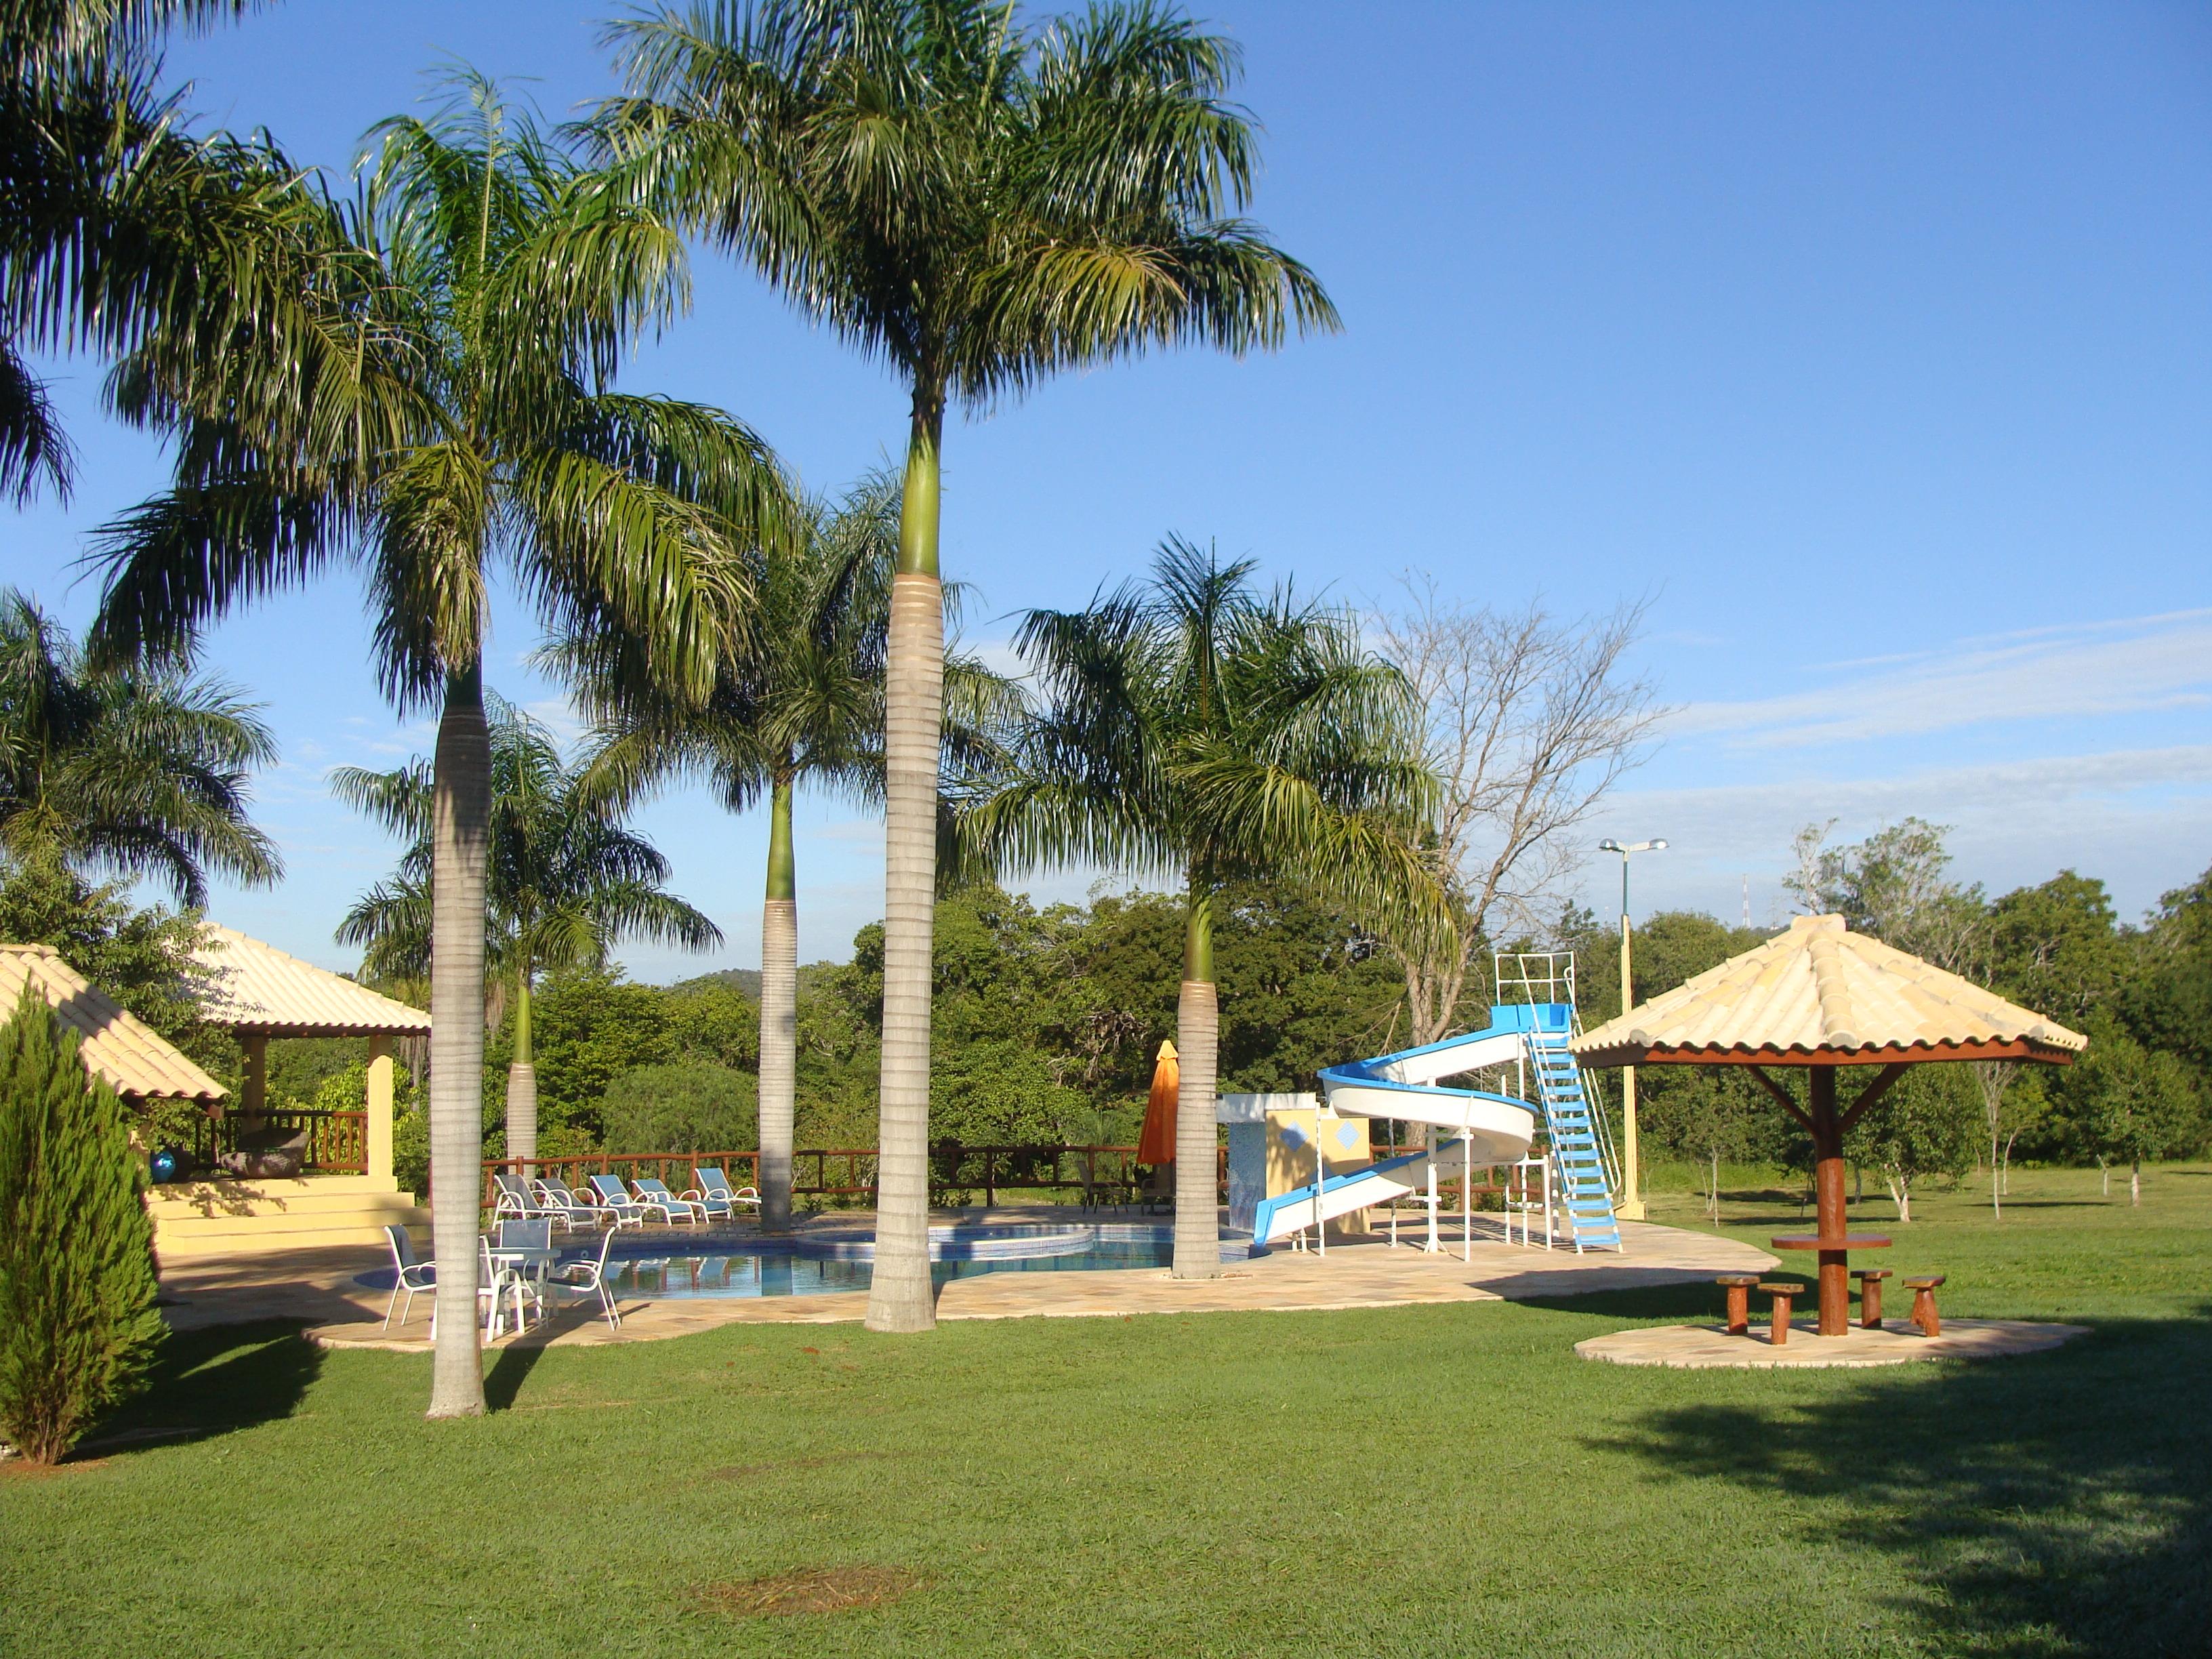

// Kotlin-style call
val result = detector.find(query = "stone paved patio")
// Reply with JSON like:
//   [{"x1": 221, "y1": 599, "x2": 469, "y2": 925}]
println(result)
[
  {"x1": 153, "y1": 1210, "x2": 1775, "y2": 1352},
  {"x1": 1574, "y1": 1317, "x2": 2089, "y2": 1368}
]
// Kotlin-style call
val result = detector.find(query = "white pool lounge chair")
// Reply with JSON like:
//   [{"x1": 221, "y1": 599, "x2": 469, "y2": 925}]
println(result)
[
  {"x1": 527, "y1": 1177, "x2": 606, "y2": 1231},
  {"x1": 587, "y1": 1174, "x2": 651, "y2": 1227},
  {"x1": 492, "y1": 1172, "x2": 543, "y2": 1220},
  {"x1": 686, "y1": 1167, "x2": 762, "y2": 1221},
  {"x1": 631, "y1": 1176, "x2": 708, "y2": 1225}
]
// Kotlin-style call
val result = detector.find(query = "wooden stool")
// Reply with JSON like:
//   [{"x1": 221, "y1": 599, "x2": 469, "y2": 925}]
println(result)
[
  {"x1": 1904, "y1": 1274, "x2": 1946, "y2": 1337},
  {"x1": 1716, "y1": 1273, "x2": 1761, "y2": 1335},
  {"x1": 1852, "y1": 1267, "x2": 1893, "y2": 1329},
  {"x1": 1756, "y1": 1281, "x2": 1803, "y2": 1346}
]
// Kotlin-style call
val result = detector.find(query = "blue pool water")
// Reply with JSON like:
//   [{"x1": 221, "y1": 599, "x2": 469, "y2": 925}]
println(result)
[{"x1": 359, "y1": 1222, "x2": 1248, "y2": 1301}]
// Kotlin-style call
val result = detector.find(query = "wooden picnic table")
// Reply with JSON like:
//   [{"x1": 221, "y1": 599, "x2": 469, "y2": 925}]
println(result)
[{"x1": 1769, "y1": 1231, "x2": 1891, "y2": 1336}]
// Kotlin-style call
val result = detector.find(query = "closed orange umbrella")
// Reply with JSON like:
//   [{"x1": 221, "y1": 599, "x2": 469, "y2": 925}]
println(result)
[{"x1": 1136, "y1": 1040, "x2": 1179, "y2": 1164}]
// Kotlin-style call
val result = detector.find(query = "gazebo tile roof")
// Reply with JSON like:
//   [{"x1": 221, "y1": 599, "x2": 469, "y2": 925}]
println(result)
[
  {"x1": 1572, "y1": 914, "x2": 2087, "y2": 1065},
  {"x1": 0, "y1": 944, "x2": 226, "y2": 1102},
  {"x1": 191, "y1": 924, "x2": 431, "y2": 1037}
]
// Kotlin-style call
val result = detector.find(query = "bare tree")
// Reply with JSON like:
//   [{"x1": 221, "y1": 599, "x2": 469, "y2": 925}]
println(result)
[{"x1": 1371, "y1": 579, "x2": 1660, "y2": 1044}]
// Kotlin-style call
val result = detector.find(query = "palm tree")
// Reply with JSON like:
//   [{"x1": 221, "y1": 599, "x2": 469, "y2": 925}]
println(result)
[
  {"x1": 89, "y1": 74, "x2": 789, "y2": 1418},
  {"x1": 3, "y1": 1, "x2": 367, "y2": 505},
  {"x1": 956, "y1": 539, "x2": 1439, "y2": 1277},
  {"x1": 567, "y1": 469, "x2": 1015, "y2": 1231},
  {"x1": 602, "y1": 0, "x2": 1336, "y2": 1330},
  {"x1": 0, "y1": 587, "x2": 276, "y2": 905},
  {"x1": 332, "y1": 695, "x2": 721, "y2": 1165}
]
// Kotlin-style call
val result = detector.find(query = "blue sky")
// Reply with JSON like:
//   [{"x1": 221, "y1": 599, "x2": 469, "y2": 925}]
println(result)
[{"x1": 13, "y1": 1, "x2": 2211, "y2": 978}]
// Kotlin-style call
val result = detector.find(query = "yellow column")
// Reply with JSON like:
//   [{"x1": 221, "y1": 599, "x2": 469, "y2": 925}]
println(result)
[
  {"x1": 366, "y1": 1036, "x2": 396, "y2": 1187},
  {"x1": 1618, "y1": 913, "x2": 1645, "y2": 1221}
]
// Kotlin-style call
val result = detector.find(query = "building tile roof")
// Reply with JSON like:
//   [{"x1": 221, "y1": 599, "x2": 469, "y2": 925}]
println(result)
[
  {"x1": 0, "y1": 944, "x2": 226, "y2": 1102},
  {"x1": 191, "y1": 924, "x2": 432, "y2": 1038},
  {"x1": 1571, "y1": 914, "x2": 2087, "y2": 1067}
]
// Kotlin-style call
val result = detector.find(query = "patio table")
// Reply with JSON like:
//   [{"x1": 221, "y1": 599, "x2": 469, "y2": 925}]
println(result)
[{"x1": 1769, "y1": 1232, "x2": 1891, "y2": 1336}]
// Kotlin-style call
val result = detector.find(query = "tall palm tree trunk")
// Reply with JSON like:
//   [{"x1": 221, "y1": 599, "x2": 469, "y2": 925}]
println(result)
[
  {"x1": 427, "y1": 663, "x2": 491, "y2": 1418},
  {"x1": 758, "y1": 776, "x2": 798, "y2": 1232},
  {"x1": 1173, "y1": 883, "x2": 1221, "y2": 1279},
  {"x1": 867, "y1": 396, "x2": 945, "y2": 1334},
  {"x1": 506, "y1": 972, "x2": 536, "y2": 1172}
]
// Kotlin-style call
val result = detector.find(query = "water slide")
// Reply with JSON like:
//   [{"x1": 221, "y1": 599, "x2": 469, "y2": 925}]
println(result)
[{"x1": 1251, "y1": 1005, "x2": 1624, "y2": 1252}]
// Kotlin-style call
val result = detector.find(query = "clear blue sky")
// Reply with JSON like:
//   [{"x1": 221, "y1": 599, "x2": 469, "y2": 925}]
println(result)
[{"x1": 14, "y1": 0, "x2": 2211, "y2": 977}]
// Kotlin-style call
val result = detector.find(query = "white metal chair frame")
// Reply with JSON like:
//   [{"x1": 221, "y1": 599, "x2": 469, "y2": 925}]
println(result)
[
  {"x1": 547, "y1": 1226, "x2": 623, "y2": 1328},
  {"x1": 381, "y1": 1224, "x2": 436, "y2": 1330},
  {"x1": 586, "y1": 1175, "x2": 651, "y2": 1228},
  {"x1": 630, "y1": 1176, "x2": 708, "y2": 1226},
  {"x1": 685, "y1": 1168, "x2": 762, "y2": 1221},
  {"x1": 527, "y1": 1177, "x2": 607, "y2": 1231}
]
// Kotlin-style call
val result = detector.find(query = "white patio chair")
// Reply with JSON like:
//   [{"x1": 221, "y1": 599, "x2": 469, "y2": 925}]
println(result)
[
  {"x1": 548, "y1": 1225, "x2": 623, "y2": 1329},
  {"x1": 380, "y1": 1224, "x2": 436, "y2": 1330}
]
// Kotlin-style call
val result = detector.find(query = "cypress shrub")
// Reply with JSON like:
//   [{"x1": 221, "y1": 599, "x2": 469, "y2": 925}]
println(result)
[{"x1": 0, "y1": 985, "x2": 165, "y2": 1464}]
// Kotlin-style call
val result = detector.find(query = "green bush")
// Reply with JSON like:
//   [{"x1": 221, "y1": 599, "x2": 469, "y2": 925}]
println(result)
[
  {"x1": 0, "y1": 987, "x2": 165, "y2": 1465},
  {"x1": 600, "y1": 1063, "x2": 758, "y2": 1155}
]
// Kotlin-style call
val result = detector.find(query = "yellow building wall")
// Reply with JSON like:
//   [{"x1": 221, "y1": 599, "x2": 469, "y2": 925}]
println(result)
[{"x1": 1266, "y1": 1103, "x2": 1373, "y2": 1236}]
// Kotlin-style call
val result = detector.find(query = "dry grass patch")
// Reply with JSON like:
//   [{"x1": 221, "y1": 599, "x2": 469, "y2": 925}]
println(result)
[{"x1": 689, "y1": 1565, "x2": 924, "y2": 1618}]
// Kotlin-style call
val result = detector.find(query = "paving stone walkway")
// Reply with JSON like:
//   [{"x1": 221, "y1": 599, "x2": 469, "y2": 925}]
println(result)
[
  {"x1": 156, "y1": 1210, "x2": 1774, "y2": 1353},
  {"x1": 1575, "y1": 1317, "x2": 2089, "y2": 1368}
]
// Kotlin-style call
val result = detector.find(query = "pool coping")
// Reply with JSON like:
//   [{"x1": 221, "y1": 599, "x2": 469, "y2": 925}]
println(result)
[{"x1": 152, "y1": 1209, "x2": 1778, "y2": 1350}]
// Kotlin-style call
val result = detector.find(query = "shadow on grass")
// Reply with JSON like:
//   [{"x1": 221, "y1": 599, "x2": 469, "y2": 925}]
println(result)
[
  {"x1": 485, "y1": 1337, "x2": 550, "y2": 1410},
  {"x1": 1597, "y1": 1305, "x2": 2212, "y2": 1656},
  {"x1": 81, "y1": 1320, "x2": 322, "y2": 1456},
  {"x1": 1517, "y1": 1281, "x2": 1765, "y2": 1322}
]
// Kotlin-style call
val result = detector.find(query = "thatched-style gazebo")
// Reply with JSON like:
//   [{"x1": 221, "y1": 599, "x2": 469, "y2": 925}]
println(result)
[
  {"x1": 190, "y1": 924, "x2": 430, "y2": 1183},
  {"x1": 1573, "y1": 914, "x2": 2086, "y2": 1335}
]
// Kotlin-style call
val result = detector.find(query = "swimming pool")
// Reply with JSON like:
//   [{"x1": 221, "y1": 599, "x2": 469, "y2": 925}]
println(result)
[{"x1": 359, "y1": 1221, "x2": 1250, "y2": 1301}]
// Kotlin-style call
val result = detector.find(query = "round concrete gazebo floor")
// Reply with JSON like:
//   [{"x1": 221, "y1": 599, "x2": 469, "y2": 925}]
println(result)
[{"x1": 1576, "y1": 1317, "x2": 2088, "y2": 1369}]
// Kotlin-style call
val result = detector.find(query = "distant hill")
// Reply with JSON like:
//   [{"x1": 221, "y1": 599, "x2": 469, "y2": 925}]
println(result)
[{"x1": 666, "y1": 967, "x2": 762, "y2": 1000}]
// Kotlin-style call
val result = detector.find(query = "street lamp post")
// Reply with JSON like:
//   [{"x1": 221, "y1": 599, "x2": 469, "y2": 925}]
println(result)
[{"x1": 1599, "y1": 837, "x2": 1667, "y2": 1221}]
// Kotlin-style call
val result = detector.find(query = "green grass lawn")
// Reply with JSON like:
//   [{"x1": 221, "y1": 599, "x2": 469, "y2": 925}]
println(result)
[{"x1": 6, "y1": 1165, "x2": 2206, "y2": 1657}]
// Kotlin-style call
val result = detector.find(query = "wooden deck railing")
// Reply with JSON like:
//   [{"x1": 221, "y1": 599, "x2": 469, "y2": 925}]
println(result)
[
  {"x1": 470, "y1": 1143, "x2": 1229, "y2": 1212},
  {"x1": 192, "y1": 1108, "x2": 367, "y2": 1174}
]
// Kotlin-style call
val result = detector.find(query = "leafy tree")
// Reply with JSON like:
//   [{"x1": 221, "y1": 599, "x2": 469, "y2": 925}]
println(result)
[
  {"x1": 1844, "y1": 1063, "x2": 1980, "y2": 1223},
  {"x1": 1786, "y1": 816, "x2": 1984, "y2": 970},
  {"x1": 0, "y1": 985, "x2": 164, "y2": 1465},
  {"x1": 332, "y1": 695, "x2": 719, "y2": 1164},
  {"x1": 90, "y1": 74, "x2": 787, "y2": 1418},
  {"x1": 2123, "y1": 865, "x2": 2212, "y2": 1103},
  {"x1": 1971, "y1": 872, "x2": 2129, "y2": 1211},
  {"x1": 2058, "y1": 1020, "x2": 2200, "y2": 1206},
  {"x1": 600, "y1": 1061, "x2": 757, "y2": 1157},
  {"x1": 0, "y1": 852, "x2": 213, "y2": 1055},
  {"x1": 959, "y1": 540, "x2": 1435, "y2": 1277},
  {"x1": 602, "y1": 0, "x2": 1336, "y2": 1330},
  {"x1": 0, "y1": 590, "x2": 276, "y2": 905}
]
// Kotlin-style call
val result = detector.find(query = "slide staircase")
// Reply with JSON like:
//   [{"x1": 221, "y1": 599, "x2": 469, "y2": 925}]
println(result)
[{"x1": 1523, "y1": 1023, "x2": 1623, "y2": 1252}]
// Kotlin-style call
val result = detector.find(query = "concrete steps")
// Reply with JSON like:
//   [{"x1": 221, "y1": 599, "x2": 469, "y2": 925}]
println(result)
[{"x1": 148, "y1": 1174, "x2": 428, "y2": 1258}]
